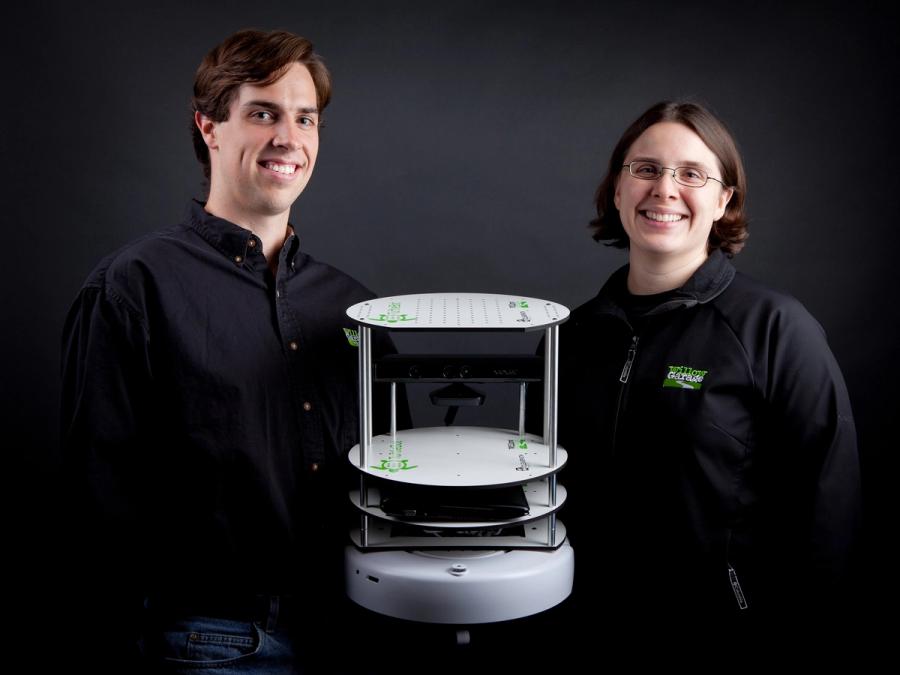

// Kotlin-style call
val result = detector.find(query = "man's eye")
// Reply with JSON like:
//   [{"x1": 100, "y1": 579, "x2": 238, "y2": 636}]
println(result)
[
  {"x1": 252, "y1": 111, "x2": 275, "y2": 121},
  {"x1": 299, "y1": 116, "x2": 317, "y2": 127}
]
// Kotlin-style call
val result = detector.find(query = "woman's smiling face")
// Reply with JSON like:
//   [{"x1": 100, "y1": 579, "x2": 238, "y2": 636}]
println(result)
[{"x1": 614, "y1": 121, "x2": 733, "y2": 266}]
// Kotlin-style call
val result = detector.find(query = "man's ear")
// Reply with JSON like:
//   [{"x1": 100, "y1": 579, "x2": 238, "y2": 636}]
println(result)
[{"x1": 195, "y1": 111, "x2": 219, "y2": 151}]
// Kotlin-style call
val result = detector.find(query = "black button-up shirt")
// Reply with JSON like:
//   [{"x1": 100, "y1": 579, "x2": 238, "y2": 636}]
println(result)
[{"x1": 61, "y1": 200, "x2": 395, "y2": 592}]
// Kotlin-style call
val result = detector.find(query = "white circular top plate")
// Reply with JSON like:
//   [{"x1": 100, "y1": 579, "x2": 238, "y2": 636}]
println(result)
[
  {"x1": 349, "y1": 427, "x2": 567, "y2": 487},
  {"x1": 346, "y1": 293, "x2": 569, "y2": 331}
]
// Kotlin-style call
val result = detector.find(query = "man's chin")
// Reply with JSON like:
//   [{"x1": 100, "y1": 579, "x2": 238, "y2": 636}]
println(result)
[{"x1": 252, "y1": 193, "x2": 300, "y2": 218}]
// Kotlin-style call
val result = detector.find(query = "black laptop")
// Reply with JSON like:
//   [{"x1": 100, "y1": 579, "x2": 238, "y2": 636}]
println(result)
[{"x1": 379, "y1": 483, "x2": 530, "y2": 521}]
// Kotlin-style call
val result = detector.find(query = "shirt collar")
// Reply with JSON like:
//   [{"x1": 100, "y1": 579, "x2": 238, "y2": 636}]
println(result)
[{"x1": 187, "y1": 199, "x2": 301, "y2": 269}]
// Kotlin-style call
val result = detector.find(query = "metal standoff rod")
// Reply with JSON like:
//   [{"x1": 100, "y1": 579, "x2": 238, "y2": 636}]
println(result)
[
  {"x1": 518, "y1": 382, "x2": 527, "y2": 440},
  {"x1": 549, "y1": 473, "x2": 558, "y2": 508},
  {"x1": 543, "y1": 325, "x2": 559, "y2": 467},
  {"x1": 358, "y1": 326, "x2": 373, "y2": 470},
  {"x1": 391, "y1": 381, "x2": 397, "y2": 449},
  {"x1": 358, "y1": 326, "x2": 372, "y2": 545}
]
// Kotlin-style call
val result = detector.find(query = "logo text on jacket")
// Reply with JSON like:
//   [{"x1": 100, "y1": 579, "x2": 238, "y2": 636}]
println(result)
[{"x1": 663, "y1": 365, "x2": 708, "y2": 390}]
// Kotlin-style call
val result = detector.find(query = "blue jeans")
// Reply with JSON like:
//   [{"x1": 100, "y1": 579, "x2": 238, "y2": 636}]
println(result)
[{"x1": 139, "y1": 596, "x2": 304, "y2": 674}]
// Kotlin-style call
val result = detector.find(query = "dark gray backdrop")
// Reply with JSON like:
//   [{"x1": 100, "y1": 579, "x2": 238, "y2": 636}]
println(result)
[{"x1": 5, "y1": 0, "x2": 896, "y2": 641}]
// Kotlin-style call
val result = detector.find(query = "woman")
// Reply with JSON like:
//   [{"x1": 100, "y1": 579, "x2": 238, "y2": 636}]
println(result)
[{"x1": 558, "y1": 102, "x2": 860, "y2": 634}]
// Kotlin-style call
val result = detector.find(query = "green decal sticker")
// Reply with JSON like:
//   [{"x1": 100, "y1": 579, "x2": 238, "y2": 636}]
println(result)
[
  {"x1": 518, "y1": 439, "x2": 528, "y2": 450},
  {"x1": 369, "y1": 301, "x2": 416, "y2": 324},
  {"x1": 370, "y1": 440, "x2": 418, "y2": 473},
  {"x1": 663, "y1": 365, "x2": 708, "y2": 390},
  {"x1": 343, "y1": 327, "x2": 360, "y2": 347}
]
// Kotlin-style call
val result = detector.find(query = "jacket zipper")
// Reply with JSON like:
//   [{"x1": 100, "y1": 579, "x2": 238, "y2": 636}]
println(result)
[
  {"x1": 619, "y1": 335, "x2": 639, "y2": 383},
  {"x1": 611, "y1": 335, "x2": 639, "y2": 454},
  {"x1": 728, "y1": 564, "x2": 749, "y2": 610},
  {"x1": 725, "y1": 530, "x2": 749, "y2": 610}
]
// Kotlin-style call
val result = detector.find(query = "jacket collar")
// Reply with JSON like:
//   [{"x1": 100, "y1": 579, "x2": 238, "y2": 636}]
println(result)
[{"x1": 589, "y1": 249, "x2": 736, "y2": 319}]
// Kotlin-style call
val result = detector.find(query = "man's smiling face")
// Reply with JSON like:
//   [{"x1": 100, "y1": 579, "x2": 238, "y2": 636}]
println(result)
[{"x1": 200, "y1": 62, "x2": 320, "y2": 222}]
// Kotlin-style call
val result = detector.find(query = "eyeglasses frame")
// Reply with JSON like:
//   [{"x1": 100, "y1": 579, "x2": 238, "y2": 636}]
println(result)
[{"x1": 621, "y1": 161, "x2": 728, "y2": 188}]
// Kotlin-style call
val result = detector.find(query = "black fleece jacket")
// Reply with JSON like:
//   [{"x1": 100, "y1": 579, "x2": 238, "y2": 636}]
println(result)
[{"x1": 553, "y1": 250, "x2": 860, "y2": 623}]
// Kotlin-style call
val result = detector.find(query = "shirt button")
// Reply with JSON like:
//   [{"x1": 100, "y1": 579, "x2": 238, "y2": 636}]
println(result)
[
  {"x1": 303, "y1": 401, "x2": 312, "y2": 411},
  {"x1": 289, "y1": 341, "x2": 299, "y2": 351},
  {"x1": 310, "y1": 462, "x2": 319, "y2": 472},
  {"x1": 234, "y1": 255, "x2": 243, "y2": 263},
  {"x1": 248, "y1": 239, "x2": 257, "y2": 248}
]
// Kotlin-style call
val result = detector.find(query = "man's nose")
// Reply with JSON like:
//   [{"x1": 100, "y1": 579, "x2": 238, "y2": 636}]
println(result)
[{"x1": 273, "y1": 120, "x2": 302, "y2": 150}]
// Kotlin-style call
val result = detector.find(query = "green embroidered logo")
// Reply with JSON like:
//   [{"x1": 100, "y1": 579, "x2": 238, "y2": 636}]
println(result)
[
  {"x1": 342, "y1": 328, "x2": 359, "y2": 347},
  {"x1": 663, "y1": 365, "x2": 708, "y2": 390},
  {"x1": 370, "y1": 440, "x2": 418, "y2": 473},
  {"x1": 369, "y1": 301, "x2": 416, "y2": 324}
]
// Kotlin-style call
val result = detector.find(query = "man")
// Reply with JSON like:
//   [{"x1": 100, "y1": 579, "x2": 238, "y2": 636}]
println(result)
[{"x1": 61, "y1": 29, "x2": 395, "y2": 672}]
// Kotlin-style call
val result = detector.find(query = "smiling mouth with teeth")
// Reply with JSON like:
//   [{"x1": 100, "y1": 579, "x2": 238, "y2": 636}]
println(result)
[
  {"x1": 263, "y1": 161, "x2": 298, "y2": 175},
  {"x1": 642, "y1": 210, "x2": 685, "y2": 222}
]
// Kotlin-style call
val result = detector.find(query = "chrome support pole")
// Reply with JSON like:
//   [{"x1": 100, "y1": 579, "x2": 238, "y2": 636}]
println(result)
[
  {"x1": 358, "y1": 326, "x2": 373, "y2": 469},
  {"x1": 518, "y1": 382, "x2": 527, "y2": 441},
  {"x1": 358, "y1": 326, "x2": 373, "y2": 547},
  {"x1": 391, "y1": 381, "x2": 397, "y2": 450},
  {"x1": 544, "y1": 325, "x2": 559, "y2": 467}
]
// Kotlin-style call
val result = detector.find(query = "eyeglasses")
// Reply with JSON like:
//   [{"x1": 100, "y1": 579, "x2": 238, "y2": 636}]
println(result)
[{"x1": 622, "y1": 161, "x2": 727, "y2": 188}]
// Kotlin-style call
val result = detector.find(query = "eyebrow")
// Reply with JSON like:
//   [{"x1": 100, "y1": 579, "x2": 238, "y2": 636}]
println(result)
[
  {"x1": 241, "y1": 99, "x2": 319, "y2": 115},
  {"x1": 630, "y1": 156, "x2": 712, "y2": 171}
]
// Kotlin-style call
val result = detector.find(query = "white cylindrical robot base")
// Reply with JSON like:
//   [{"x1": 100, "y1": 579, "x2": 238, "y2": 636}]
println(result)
[{"x1": 345, "y1": 544, "x2": 574, "y2": 624}]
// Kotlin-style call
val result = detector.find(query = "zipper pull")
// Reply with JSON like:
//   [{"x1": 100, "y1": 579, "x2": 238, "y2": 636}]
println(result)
[
  {"x1": 728, "y1": 564, "x2": 749, "y2": 610},
  {"x1": 619, "y1": 336, "x2": 639, "y2": 383}
]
